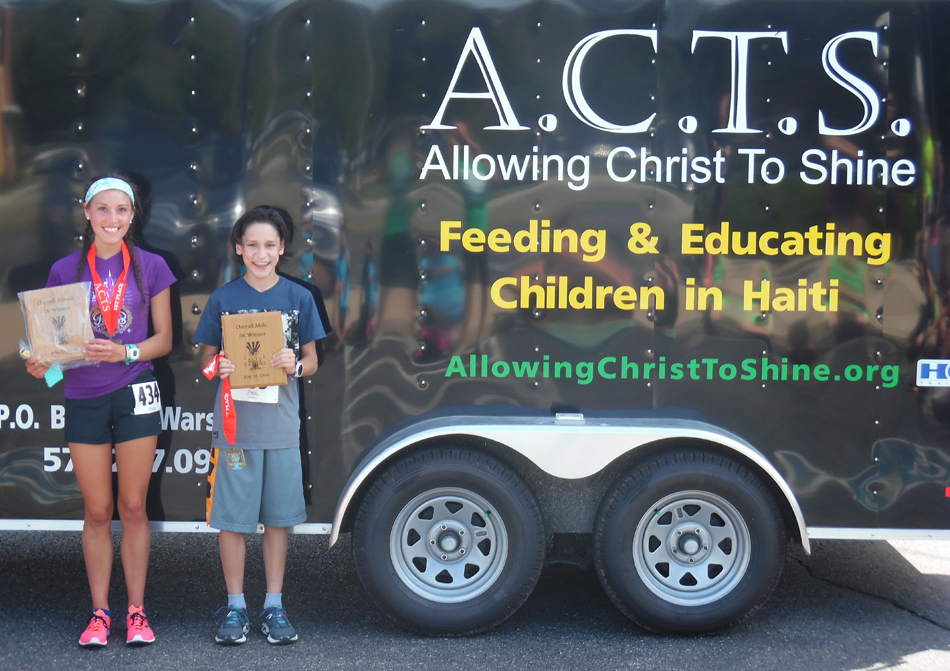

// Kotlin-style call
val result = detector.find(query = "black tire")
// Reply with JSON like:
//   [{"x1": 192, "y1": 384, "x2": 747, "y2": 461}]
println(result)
[
  {"x1": 352, "y1": 447, "x2": 545, "y2": 636},
  {"x1": 593, "y1": 451, "x2": 786, "y2": 634}
]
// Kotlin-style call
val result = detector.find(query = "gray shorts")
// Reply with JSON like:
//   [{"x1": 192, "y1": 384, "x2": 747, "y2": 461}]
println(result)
[{"x1": 208, "y1": 446, "x2": 306, "y2": 533}]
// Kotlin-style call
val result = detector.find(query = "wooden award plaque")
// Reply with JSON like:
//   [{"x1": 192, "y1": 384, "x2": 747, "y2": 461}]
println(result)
[
  {"x1": 221, "y1": 311, "x2": 288, "y2": 389},
  {"x1": 19, "y1": 282, "x2": 94, "y2": 365}
]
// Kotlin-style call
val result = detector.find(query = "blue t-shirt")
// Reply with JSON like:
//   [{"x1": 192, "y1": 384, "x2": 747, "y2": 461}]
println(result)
[{"x1": 194, "y1": 276, "x2": 326, "y2": 449}]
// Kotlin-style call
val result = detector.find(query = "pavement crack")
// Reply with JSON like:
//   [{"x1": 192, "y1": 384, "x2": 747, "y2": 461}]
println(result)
[{"x1": 791, "y1": 555, "x2": 950, "y2": 633}]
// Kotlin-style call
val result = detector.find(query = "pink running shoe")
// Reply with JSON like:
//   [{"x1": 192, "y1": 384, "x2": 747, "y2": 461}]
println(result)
[
  {"x1": 79, "y1": 609, "x2": 110, "y2": 647},
  {"x1": 126, "y1": 605, "x2": 155, "y2": 645}
]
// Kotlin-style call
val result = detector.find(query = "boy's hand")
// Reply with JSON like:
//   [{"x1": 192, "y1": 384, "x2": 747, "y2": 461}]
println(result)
[
  {"x1": 216, "y1": 356, "x2": 235, "y2": 379},
  {"x1": 272, "y1": 347, "x2": 296, "y2": 375}
]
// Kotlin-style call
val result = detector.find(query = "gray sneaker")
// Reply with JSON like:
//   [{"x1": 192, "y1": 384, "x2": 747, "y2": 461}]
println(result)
[
  {"x1": 214, "y1": 606, "x2": 250, "y2": 645},
  {"x1": 259, "y1": 606, "x2": 298, "y2": 645}
]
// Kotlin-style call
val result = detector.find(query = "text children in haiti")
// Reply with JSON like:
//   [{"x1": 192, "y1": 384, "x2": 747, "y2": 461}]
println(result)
[
  {"x1": 24, "y1": 175, "x2": 176, "y2": 647},
  {"x1": 195, "y1": 206, "x2": 325, "y2": 645}
]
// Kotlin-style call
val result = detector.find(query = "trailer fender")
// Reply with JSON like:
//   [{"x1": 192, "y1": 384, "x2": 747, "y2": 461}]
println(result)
[{"x1": 330, "y1": 413, "x2": 810, "y2": 553}]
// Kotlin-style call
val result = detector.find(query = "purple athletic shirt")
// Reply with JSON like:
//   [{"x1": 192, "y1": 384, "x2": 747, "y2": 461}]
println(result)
[{"x1": 46, "y1": 247, "x2": 176, "y2": 399}]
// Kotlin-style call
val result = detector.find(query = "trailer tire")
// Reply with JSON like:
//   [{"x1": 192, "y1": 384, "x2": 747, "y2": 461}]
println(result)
[
  {"x1": 352, "y1": 447, "x2": 545, "y2": 636},
  {"x1": 593, "y1": 451, "x2": 785, "y2": 634}
]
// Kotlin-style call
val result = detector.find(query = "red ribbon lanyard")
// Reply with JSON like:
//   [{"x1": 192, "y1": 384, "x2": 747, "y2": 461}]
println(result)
[
  {"x1": 87, "y1": 241, "x2": 131, "y2": 338},
  {"x1": 202, "y1": 353, "x2": 237, "y2": 445}
]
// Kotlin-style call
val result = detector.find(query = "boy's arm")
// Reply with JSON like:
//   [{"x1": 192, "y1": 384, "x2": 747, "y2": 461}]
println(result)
[
  {"x1": 298, "y1": 341, "x2": 318, "y2": 377},
  {"x1": 200, "y1": 344, "x2": 220, "y2": 369},
  {"x1": 201, "y1": 344, "x2": 234, "y2": 379}
]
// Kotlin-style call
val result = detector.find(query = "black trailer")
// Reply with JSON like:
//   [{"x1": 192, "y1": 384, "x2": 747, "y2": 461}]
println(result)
[{"x1": 1, "y1": 0, "x2": 949, "y2": 635}]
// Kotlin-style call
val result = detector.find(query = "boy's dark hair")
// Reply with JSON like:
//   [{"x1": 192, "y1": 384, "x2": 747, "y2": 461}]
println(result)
[{"x1": 230, "y1": 206, "x2": 291, "y2": 252}]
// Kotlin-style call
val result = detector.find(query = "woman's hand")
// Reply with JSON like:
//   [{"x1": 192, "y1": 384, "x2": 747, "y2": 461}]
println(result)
[
  {"x1": 83, "y1": 338, "x2": 126, "y2": 364},
  {"x1": 25, "y1": 355, "x2": 49, "y2": 379},
  {"x1": 271, "y1": 347, "x2": 296, "y2": 375}
]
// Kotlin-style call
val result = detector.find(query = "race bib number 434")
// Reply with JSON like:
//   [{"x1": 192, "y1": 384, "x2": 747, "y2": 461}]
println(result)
[{"x1": 131, "y1": 381, "x2": 161, "y2": 415}]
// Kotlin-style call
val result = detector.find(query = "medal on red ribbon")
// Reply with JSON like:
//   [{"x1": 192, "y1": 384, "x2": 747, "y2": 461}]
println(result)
[
  {"x1": 202, "y1": 353, "x2": 237, "y2": 445},
  {"x1": 87, "y1": 241, "x2": 131, "y2": 338}
]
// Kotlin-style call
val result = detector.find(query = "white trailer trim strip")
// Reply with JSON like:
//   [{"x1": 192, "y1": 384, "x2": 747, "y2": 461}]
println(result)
[
  {"x1": 807, "y1": 527, "x2": 950, "y2": 541},
  {"x1": 0, "y1": 520, "x2": 331, "y2": 534},
  {"x1": 328, "y1": 414, "x2": 810, "y2": 553}
]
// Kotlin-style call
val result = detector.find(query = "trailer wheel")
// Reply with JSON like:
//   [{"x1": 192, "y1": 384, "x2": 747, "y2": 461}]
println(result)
[
  {"x1": 593, "y1": 451, "x2": 785, "y2": 634},
  {"x1": 352, "y1": 447, "x2": 544, "y2": 636}
]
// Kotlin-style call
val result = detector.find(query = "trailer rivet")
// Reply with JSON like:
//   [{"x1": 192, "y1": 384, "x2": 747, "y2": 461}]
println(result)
[
  {"x1": 430, "y1": 539, "x2": 436, "y2": 545},
  {"x1": 534, "y1": 201, "x2": 541, "y2": 210},
  {"x1": 75, "y1": 52, "x2": 81, "y2": 59},
  {"x1": 676, "y1": 530, "x2": 682, "y2": 536},
  {"x1": 767, "y1": 98, "x2": 771, "y2": 103},
  {"x1": 191, "y1": 89, "x2": 196, "y2": 96},
  {"x1": 305, "y1": 54, "x2": 310, "y2": 62},
  {"x1": 536, "y1": 58, "x2": 541, "y2": 64},
  {"x1": 306, "y1": 18, "x2": 311, "y2": 25},
  {"x1": 422, "y1": 57, "x2": 426, "y2": 62},
  {"x1": 190, "y1": 53, "x2": 196, "y2": 61},
  {"x1": 419, "y1": 201, "x2": 426, "y2": 211},
  {"x1": 534, "y1": 347, "x2": 539, "y2": 352},
  {"x1": 76, "y1": 122, "x2": 83, "y2": 131},
  {"x1": 191, "y1": 304, "x2": 201, "y2": 315},
  {"x1": 419, "y1": 379, "x2": 428, "y2": 389},
  {"x1": 190, "y1": 16, "x2": 194, "y2": 22}
]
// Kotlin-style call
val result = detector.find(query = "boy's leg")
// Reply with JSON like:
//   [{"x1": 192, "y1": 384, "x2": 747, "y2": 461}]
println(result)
[
  {"x1": 263, "y1": 525, "x2": 288, "y2": 595},
  {"x1": 219, "y1": 530, "x2": 247, "y2": 595}
]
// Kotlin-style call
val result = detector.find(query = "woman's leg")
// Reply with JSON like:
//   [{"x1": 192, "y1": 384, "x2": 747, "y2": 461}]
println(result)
[
  {"x1": 69, "y1": 442, "x2": 117, "y2": 610},
  {"x1": 114, "y1": 436, "x2": 157, "y2": 607}
]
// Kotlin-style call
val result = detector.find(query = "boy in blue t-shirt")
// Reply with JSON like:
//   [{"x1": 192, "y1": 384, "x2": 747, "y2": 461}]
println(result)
[{"x1": 195, "y1": 207, "x2": 325, "y2": 645}]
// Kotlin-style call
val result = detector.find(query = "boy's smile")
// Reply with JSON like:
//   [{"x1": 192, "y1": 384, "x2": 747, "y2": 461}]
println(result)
[{"x1": 236, "y1": 222, "x2": 284, "y2": 289}]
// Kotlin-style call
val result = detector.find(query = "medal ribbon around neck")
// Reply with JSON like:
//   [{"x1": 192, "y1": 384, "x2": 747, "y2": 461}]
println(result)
[
  {"x1": 202, "y1": 353, "x2": 237, "y2": 445},
  {"x1": 87, "y1": 241, "x2": 130, "y2": 338}
]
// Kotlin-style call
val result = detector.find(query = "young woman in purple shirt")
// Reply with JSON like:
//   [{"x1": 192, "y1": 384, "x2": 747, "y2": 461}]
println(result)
[{"x1": 24, "y1": 175, "x2": 175, "y2": 648}]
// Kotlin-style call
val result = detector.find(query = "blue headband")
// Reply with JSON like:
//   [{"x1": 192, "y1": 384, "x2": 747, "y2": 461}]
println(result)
[{"x1": 84, "y1": 178, "x2": 135, "y2": 205}]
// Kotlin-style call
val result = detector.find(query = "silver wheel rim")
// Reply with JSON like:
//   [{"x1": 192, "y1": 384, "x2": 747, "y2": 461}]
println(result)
[
  {"x1": 390, "y1": 487, "x2": 508, "y2": 603},
  {"x1": 632, "y1": 490, "x2": 751, "y2": 606}
]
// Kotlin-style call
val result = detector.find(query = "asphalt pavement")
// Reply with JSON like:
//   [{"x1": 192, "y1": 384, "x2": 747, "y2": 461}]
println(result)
[{"x1": 0, "y1": 531, "x2": 947, "y2": 671}]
